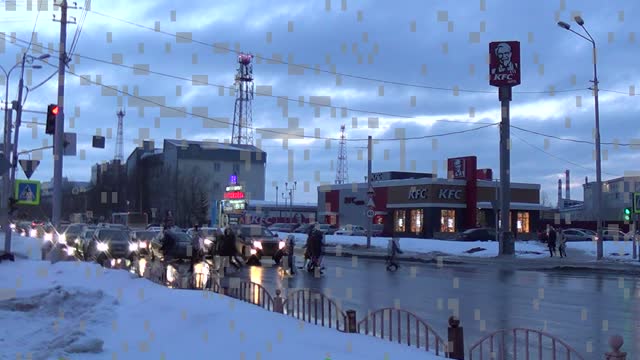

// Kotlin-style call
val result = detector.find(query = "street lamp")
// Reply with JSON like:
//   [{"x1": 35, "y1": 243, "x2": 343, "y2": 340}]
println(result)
[
  {"x1": 1, "y1": 52, "x2": 51, "y2": 255},
  {"x1": 557, "y1": 16, "x2": 604, "y2": 260}
]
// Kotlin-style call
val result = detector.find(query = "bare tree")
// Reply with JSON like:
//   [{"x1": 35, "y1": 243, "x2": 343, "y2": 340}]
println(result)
[
  {"x1": 540, "y1": 191, "x2": 551, "y2": 207},
  {"x1": 177, "y1": 167, "x2": 210, "y2": 227}
]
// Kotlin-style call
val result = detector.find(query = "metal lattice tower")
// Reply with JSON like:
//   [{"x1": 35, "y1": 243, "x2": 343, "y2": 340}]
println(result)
[
  {"x1": 231, "y1": 53, "x2": 255, "y2": 145},
  {"x1": 335, "y1": 124, "x2": 349, "y2": 184},
  {"x1": 115, "y1": 109, "x2": 125, "y2": 162}
]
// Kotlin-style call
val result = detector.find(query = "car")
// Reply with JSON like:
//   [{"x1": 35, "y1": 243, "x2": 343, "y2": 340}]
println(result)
[
  {"x1": 131, "y1": 230, "x2": 161, "y2": 256},
  {"x1": 148, "y1": 230, "x2": 195, "y2": 262},
  {"x1": 268, "y1": 223, "x2": 298, "y2": 233},
  {"x1": 76, "y1": 228, "x2": 97, "y2": 260},
  {"x1": 334, "y1": 225, "x2": 367, "y2": 236},
  {"x1": 233, "y1": 225, "x2": 285, "y2": 265},
  {"x1": 456, "y1": 228, "x2": 496, "y2": 241},
  {"x1": 293, "y1": 224, "x2": 312, "y2": 233},
  {"x1": 561, "y1": 228, "x2": 597, "y2": 242},
  {"x1": 84, "y1": 228, "x2": 136, "y2": 268},
  {"x1": 186, "y1": 227, "x2": 219, "y2": 254},
  {"x1": 315, "y1": 223, "x2": 337, "y2": 235},
  {"x1": 60, "y1": 223, "x2": 89, "y2": 247},
  {"x1": 601, "y1": 229, "x2": 630, "y2": 241}
]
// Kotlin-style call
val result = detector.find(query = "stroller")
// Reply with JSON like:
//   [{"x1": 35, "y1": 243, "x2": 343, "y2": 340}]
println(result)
[{"x1": 386, "y1": 238, "x2": 402, "y2": 272}]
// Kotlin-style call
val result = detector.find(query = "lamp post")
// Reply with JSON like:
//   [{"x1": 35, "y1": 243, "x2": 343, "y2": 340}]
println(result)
[
  {"x1": 285, "y1": 181, "x2": 297, "y2": 224},
  {"x1": 1, "y1": 62, "x2": 21, "y2": 243},
  {"x1": 557, "y1": 16, "x2": 604, "y2": 260},
  {"x1": 2, "y1": 53, "x2": 50, "y2": 255}
]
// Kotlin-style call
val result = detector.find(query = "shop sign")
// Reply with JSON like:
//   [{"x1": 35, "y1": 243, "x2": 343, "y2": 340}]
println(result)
[
  {"x1": 438, "y1": 189, "x2": 462, "y2": 200},
  {"x1": 224, "y1": 191, "x2": 245, "y2": 199},
  {"x1": 408, "y1": 186, "x2": 428, "y2": 200},
  {"x1": 225, "y1": 185, "x2": 243, "y2": 192}
]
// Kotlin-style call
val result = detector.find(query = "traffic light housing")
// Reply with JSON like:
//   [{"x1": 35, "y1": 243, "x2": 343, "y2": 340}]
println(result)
[
  {"x1": 45, "y1": 104, "x2": 59, "y2": 135},
  {"x1": 624, "y1": 207, "x2": 632, "y2": 222}
]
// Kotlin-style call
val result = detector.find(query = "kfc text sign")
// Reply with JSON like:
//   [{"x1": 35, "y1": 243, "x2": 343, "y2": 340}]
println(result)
[{"x1": 489, "y1": 41, "x2": 521, "y2": 87}]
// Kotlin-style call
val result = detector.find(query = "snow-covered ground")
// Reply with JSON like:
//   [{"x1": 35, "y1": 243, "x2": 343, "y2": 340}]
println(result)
[
  {"x1": 273, "y1": 232, "x2": 640, "y2": 262},
  {"x1": 0, "y1": 232, "x2": 43, "y2": 260},
  {"x1": 0, "y1": 245, "x2": 448, "y2": 359}
]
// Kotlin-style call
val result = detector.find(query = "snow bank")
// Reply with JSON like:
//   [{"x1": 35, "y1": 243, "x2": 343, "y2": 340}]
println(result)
[
  {"x1": 273, "y1": 232, "x2": 548, "y2": 258},
  {"x1": 0, "y1": 259, "x2": 448, "y2": 359},
  {"x1": 566, "y1": 239, "x2": 640, "y2": 263},
  {"x1": 0, "y1": 232, "x2": 43, "y2": 260}
]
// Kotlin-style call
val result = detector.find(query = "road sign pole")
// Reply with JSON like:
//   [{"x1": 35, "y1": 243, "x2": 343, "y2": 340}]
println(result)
[
  {"x1": 1, "y1": 110, "x2": 13, "y2": 252},
  {"x1": 366, "y1": 135, "x2": 372, "y2": 248}
]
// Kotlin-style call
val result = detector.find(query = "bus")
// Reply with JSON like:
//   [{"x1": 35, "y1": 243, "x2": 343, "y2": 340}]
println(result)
[{"x1": 111, "y1": 212, "x2": 148, "y2": 230}]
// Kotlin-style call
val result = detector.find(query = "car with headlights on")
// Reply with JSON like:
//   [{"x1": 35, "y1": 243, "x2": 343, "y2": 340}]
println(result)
[
  {"x1": 131, "y1": 230, "x2": 161, "y2": 256},
  {"x1": 84, "y1": 228, "x2": 136, "y2": 268},
  {"x1": 233, "y1": 225, "x2": 285, "y2": 265},
  {"x1": 186, "y1": 227, "x2": 219, "y2": 256},
  {"x1": 147, "y1": 230, "x2": 195, "y2": 262}
]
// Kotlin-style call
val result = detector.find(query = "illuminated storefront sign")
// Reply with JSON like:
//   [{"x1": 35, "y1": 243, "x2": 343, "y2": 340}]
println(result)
[
  {"x1": 224, "y1": 191, "x2": 245, "y2": 200},
  {"x1": 225, "y1": 185, "x2": 243, "y2": 192}
]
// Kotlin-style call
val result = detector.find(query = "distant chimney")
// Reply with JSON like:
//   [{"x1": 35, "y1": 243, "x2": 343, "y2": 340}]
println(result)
[
  {"x1": 585, "y1": 176, "x2": 588, "y2": 185},
  {"x1": 565, "y1": 169, "x2": 571, "y2": 200},
  {"x1": 558, "y1": 178, "x2": 563, "y2": 209}
]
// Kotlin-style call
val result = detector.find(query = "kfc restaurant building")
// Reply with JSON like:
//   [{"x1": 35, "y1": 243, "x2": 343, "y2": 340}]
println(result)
[{"x1": 317, "y1": 156, "x2": 544, "y2": 239}]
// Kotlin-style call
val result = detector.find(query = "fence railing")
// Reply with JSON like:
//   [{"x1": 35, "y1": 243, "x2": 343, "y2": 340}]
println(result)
[
  {"x1": 134, "y1": 263, "x2": 629, "y2": 360},
  {"x1": 468, "y1": 328, "x2": 586, "y2": 360}
]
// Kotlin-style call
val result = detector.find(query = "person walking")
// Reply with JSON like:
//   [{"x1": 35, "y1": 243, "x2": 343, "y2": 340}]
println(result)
[
  {"x1": 223, "y1": 227, "x2": 241, "y2": 270},
  {"x1": 547, "y1": 225, "x2": 557, "y2": 257},
  {"x1": 558, "y1": 228, "x2": 567, "y2": 258}
]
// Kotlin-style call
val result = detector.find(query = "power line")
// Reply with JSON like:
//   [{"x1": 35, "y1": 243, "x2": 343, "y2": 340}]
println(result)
[
  {"x1": 5, "y1": 34, "x2": 490, "y2": 126},
  {"x1": 511, "y1": 125, "x2": 636, "y2": 147},
  {"x1": 88, "y1": 9, "x2": 590, "y2": 96},
  {"x1": 512, "y1": 132, "x2": 621, "y2": 177}
]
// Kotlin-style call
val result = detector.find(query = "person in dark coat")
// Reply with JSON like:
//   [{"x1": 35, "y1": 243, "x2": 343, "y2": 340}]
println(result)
[
  {"x1": 547, "y1": 225, "x2": 557, "y2": 257},
  {"x1": 223, "y1": 227, "x2": 241, "y2": 270}
]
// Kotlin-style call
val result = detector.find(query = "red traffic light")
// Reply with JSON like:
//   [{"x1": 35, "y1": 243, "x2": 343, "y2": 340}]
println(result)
[{"x1": 51, "y1": 106, "x2": 59, "y2": 115}]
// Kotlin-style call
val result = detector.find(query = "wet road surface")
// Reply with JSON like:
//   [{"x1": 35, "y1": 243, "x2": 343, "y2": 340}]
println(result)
[{"x1": 227, "y1": 255, "x2": 640, "y2": 358}]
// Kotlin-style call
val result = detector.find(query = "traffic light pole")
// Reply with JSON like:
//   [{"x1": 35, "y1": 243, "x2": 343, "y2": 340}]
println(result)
[{"x1": 52, "y1": 0, "x2": 74, "y2": 229}]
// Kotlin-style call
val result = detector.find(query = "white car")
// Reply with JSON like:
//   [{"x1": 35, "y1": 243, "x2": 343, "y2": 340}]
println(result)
[{"x1": 333, "y1": 225, "x2": 367, "y2": 236}]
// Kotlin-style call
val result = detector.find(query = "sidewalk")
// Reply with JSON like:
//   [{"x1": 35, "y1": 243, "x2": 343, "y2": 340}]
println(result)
[{"x1": 319, "y1": 243, "x2": 640, "y2": 274}]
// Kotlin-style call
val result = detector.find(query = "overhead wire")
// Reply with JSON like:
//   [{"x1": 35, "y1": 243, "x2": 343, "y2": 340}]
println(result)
[{"x1": 87, "y1": 9, "x2": 590, "y2": 96}]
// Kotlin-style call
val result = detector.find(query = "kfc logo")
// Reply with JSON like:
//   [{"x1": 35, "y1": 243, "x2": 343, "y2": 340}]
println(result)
[
  {"x1": 453, "y1": 159, "x2": 465, "y2": 178},
  {"x1": 489, "y1": 41, "x2": 521, "y2": 87},
  {"x1": 408, "y1": 186, "x2": 428, "y2": 200}
]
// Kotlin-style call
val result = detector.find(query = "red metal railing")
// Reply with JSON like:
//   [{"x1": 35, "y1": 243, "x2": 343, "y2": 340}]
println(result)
[
  {"x1": 468, "y1": 328, "x2": 586, "y2": 360},
  {"x1": 356, "y1": 308, "x2": 448, "y2": 357},
  {"x1": 282, "y1": 289, "x2": 347, "y2": 331},
  {"x1": 227, "y1": 281, "x2": 275, "y2": 311}
]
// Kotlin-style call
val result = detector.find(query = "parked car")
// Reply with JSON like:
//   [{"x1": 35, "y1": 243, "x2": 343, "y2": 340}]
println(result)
[
  {"x1": 84, "y1": 228, "x2": 136, "y2": 267},
  {"x1": 456, "y1": 228, "x2": 496, "y2": 241},
  {"x1": 233, "y1": 225, "x2": 284, "y2": 265},
  {"x1": 561, "y1": 228, "x2": 597, "y2": 242},
  {"x1": 601, "y1": 229, "x2": 630, "y2": 241},
  {"x1": 315, "y1": 223, "x2": 338, "y2": 235},
  {"x1": 334, "y1": 225, "x2": 367, "y2": 236}
]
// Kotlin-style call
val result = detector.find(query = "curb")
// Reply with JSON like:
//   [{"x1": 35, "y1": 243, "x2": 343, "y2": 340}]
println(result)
[{"x1": 322, "y1": 248, "x2": 640, "y2": 273}]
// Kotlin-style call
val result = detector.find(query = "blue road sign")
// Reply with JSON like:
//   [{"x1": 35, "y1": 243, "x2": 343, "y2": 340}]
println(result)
[{"x1": 14, "y1": 179, "x2": 41, "y2": 206}]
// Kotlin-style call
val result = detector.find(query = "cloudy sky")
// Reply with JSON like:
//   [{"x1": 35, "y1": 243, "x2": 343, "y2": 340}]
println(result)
[{"x1": 1, "y1": 0, "x2": 639, "y2": 205}]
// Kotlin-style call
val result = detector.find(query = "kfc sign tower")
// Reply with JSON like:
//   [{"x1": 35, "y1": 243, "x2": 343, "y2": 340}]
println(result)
[{"x1": 489, "y1": 40, "x2": 521, "y2": 256}]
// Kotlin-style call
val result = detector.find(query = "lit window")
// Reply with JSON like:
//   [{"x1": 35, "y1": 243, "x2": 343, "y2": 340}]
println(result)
[
  {"x1": 410, "y1": 209, "x2": 423, "y2": 234},
  {"x1": 517, "y1": 212, "x2": 530, "y2": 233},
  {"x1": 440, "y1": 209, "x2": 456, "y2": 232},
  {"x1": 394, "y1": 210, "x2": 406, "y2": 232}
]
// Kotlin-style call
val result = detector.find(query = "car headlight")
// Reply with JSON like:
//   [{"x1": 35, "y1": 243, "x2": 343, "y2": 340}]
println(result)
[
  {"x1": 65, "y1": 246, "x2": 76, "y2": 256},
  {"x1": 253, "y1": 241, "x2": 262, "y2": 249},
  {"x1": 139, "y1": 241, "x2": 147, "y2": 249},
  {"x1": 10, "y1": 224, "x2": 15, "y2": 229},
  {"x1": 59, "y1": 234, "x2": 66, "y2": 243},
  {"x1": 250, "y1": 248, "x2": 257, "y2": 255},
  {"x1": 204, "y1": 238, "x2": 213, "y2": 247},
  {"x1": 279, "y1": 241, "x2": 286, "y2": 250},
  {"x1": 129, "y1": 242, "x2": 138, "y2": 252},
  {"x1": 43, "y1": 233, "x2": 53, "y2": 242},
  {"x1": 96, "y1": 242, "x2": 109, "y2": 252},
  {"x1": 29, "y1": 229, "x2": 37, "y2": 237}
]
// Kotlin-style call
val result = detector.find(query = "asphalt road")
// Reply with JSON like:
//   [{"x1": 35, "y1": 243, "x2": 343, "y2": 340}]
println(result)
[{"x1": 228, "y1": 255, "x2": 640, "y2": 358}]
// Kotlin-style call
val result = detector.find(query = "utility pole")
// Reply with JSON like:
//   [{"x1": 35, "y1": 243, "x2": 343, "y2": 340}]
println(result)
[
  {"x1": 284, "y1": 181, "x2": 297, "y2": 224},
  {"x1": 52, "y1": 0, "x2": 77, "y2": 229},
  {"x1": 366, "y1": 136, "x2": 374, "y2": 248}
]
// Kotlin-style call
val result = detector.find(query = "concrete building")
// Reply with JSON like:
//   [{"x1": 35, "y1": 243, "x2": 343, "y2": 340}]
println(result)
[
  {"x1": 126, "y1": 139, "x2": 267, "y2": 227},
  {"x1": 583, "y1": 175, "x2": 640, "y2": 221}
]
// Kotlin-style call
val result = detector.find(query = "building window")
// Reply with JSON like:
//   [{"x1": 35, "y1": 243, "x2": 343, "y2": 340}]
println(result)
[
  {"x1": 394, "y1": 210, "x2": 406, "y2": 232},
  {"x1": 477, "y1": 209, "x2": 488, "y2": 227},
  {"x1": 517, "y1": 212, "x2": 530, "y2": 233},
  {"x1": 440, "y1": 209, "x2": 456, "y2": 232},
  {"x1": 410, "y1": 209, "x2": 423, "y2": 234},
  {"x1": 232, "y1": 163, "x2": 240, "y2": 173},
  {"x1": 214, "y1": 163, "x2": 221, "y2": 172}
]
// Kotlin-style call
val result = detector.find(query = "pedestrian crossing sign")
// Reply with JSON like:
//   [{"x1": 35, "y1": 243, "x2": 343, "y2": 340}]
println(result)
[
  {"x1": 634, "y1": 192, "x2": 640, "y2": 214},
  {"x1": 14, "y1": 179, "x2": 41, "y2": 206}
]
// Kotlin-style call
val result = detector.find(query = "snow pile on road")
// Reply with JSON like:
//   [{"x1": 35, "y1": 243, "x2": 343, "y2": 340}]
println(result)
[{"x1": 0, "y1": 259, "x2": 449, "y2": 359}]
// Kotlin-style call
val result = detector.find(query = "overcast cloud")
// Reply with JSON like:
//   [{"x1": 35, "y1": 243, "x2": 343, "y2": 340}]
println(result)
[{"x1": 1, "y1": 0, "x2": 639, "y2": 205}]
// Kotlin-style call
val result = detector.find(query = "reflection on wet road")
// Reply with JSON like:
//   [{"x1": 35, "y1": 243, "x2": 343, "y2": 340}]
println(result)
[{"x1": 229, "y1": 255, "x2": 640, "y2": 357}]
